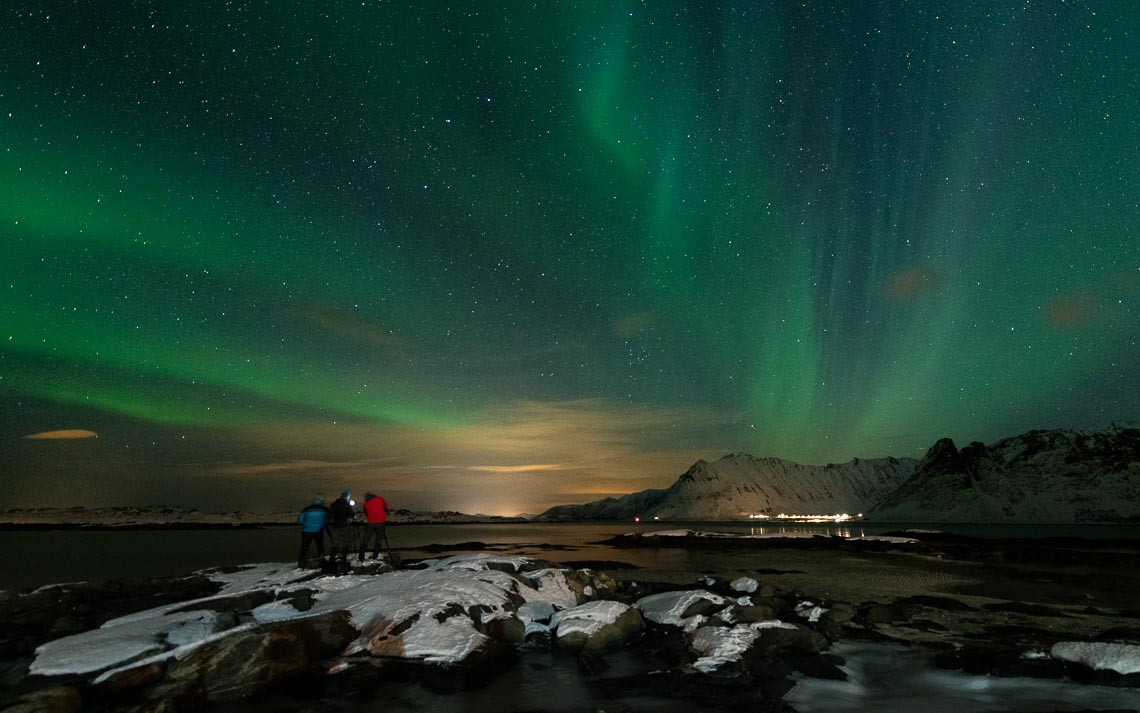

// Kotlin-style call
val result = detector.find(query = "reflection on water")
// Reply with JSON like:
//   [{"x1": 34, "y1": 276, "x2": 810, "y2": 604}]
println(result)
[
  {"x1": 744, "y1": 525, "x2": 862, "y2": 537},
  {"x1": 4, "y1": 521, "x2": 1140, "y2": 592}
]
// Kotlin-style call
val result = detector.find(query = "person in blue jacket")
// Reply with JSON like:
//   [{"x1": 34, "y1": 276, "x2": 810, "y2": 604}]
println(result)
[{"x1": 297, "y1": 496, "x2": 331, "y2": 568}]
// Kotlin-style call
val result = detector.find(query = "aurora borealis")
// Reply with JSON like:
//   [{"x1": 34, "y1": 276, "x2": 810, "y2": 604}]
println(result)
[{"x1": 3, "y1": 1, "x2": 1137, "y2": 515}]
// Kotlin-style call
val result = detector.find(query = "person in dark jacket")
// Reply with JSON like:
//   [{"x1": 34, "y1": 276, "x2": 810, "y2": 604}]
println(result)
[
  {"x1": 327, "y1": 490, "x2": 356, "y2": 564},
  {"x1": 358, "y1": 491, "x2": 391, "y2": 561},
  {"x1": 297, "y1": 497, "x2": 330, "y2": 568}
]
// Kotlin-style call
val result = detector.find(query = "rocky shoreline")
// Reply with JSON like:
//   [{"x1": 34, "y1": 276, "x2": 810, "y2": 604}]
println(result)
[{"x1": 2, "y1": 533, "x2": 1139, "y2": 713}]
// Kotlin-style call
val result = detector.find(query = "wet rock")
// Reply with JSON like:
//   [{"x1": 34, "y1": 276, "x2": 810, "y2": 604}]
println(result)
[
  {"x1": 483, "y1": 615, "x2": 525, "y2": 646},
  {"x1": 751, "y1": 624, "x2": 829, "y2": 656},
  {"x1": 860, "y1": 604, "x2": 893, "y2": 625},
  {"x1": 753, "y1": 596, "x2": 791, "y2": 619},
  {"x1": 94, "y1": 660, "x2": 167, "y2": 693},
  {"x1": 0, "y1": 685, "x2": 81, "y2": 713},
  {"x1": 633, "y1": 624, "x2": 690, "y2": 667},
  {"x1": 583, "y1": 607, "x2": 645, "y2": 654},
  {"x1": 758, "y1": 583, "x2": 781, "y2": 599},
  {"x1": 1062, "y1": 662, "x2": 1140, "y2": 688},
  {"x1": 826, "y1": 602, "x2": 855, "y2": 624},
  {"x1": 731, "y1": 604, "x2": 777, "y2": 623},
  {"x1": 740, "y1": 624, "x2": 833, "y2": 691},
  {"x1": 114, "y1": 610, "x2": 358, "y2": 705},
  {"x1": 379, "y1": 640, "x2": 518, "y2": 693},
  {"x1": 46, "y1": 615, "x2": 87, "y2": 638},
  {"x1": 0, "y1": 576, "x2": 220, "y2": 661},
  {"x1": 553, "y1": 602, "x2": 644, "y2": 654}
]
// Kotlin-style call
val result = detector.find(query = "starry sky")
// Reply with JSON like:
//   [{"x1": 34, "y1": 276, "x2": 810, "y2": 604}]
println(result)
[{"x1": 3, "y1": 1, "x2": 1137, "y2": 515}]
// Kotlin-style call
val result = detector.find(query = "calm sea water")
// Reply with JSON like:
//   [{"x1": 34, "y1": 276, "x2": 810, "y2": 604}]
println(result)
[{"x1": 4, "y1": 521, "x2": 1139, "y2": 592}]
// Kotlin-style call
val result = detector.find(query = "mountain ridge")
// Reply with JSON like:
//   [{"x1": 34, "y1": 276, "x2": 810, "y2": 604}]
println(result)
[
  {"x1": 539, "y1": 452, "x2": 917, "y2": 521},
  {"x1": 538, "y1": 424, "x2": 1140, "y2": 523}
]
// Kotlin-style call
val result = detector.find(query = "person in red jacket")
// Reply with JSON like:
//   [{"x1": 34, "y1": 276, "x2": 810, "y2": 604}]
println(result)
[{"x1": 358, "y1": 491, "x2": 391, "y2": 561}]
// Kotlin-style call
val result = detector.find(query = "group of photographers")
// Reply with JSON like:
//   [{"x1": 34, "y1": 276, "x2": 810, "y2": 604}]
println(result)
[{"x1": 296, "y1": 489, "x2": 391, "y2": 568}]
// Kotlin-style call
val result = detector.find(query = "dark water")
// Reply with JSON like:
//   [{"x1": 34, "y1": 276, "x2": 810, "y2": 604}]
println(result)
[
  {"x1": 4, "y1": 521, "x2": 1140, "y2": 592},
  {"x1": 6, "y1": 522, "x2": 1140, "y2": 712}
]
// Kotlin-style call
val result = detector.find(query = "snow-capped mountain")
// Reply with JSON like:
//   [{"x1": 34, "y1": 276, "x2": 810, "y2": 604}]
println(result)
[
  {"x1": 538, "y1": 425, "x2": 1140, "y2": 523},
  {"x1": 868, "y1": 424, "x2": 1140, "y2": 523},
  {"x1": 538, "y1": 454, "x2": 917, "y2": 521}
]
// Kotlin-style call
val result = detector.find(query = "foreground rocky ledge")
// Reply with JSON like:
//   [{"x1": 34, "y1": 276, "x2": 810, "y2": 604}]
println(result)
[{"x1": 2, "y1": 545, "x2": 1138, "y2": 713}]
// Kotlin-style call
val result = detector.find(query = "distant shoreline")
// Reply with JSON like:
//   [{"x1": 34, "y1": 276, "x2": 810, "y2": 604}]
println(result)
[{"x1": 0, "y1": 520, "x2": 531, "y2": 531}]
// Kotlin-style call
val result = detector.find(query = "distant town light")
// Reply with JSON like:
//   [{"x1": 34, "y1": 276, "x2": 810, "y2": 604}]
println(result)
[{"x1": 747, "y1": 512, "x2": 861, "y2": 523}]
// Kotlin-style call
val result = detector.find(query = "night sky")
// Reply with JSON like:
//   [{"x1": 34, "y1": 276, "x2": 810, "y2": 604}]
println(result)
[{"x1": 3, "y1": 1, "x2": 1137, "y2": 515}]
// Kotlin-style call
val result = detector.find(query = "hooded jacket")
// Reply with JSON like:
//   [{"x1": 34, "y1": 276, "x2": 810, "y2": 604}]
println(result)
[
  {"x1": 297, "y1": 501, "x2": 330, "y2": 533},
  {"x1": 363, "y1": 492, "x2": 390, "y2": 523},
  {"x1": 328, "y1": 496, "x2": 355, "y2": 527}
]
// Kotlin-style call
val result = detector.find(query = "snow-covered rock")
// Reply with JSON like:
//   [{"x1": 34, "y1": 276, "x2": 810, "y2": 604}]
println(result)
[
  {"x1": 690, "y1": 620, "x2": 797, "y2": 673},
  {"x1": 731, "y1": 577, "x2": 759, "y2": 593},
  {"x1": 1051, "y1": 641, "x2": 1140, "y2": 675},
  {"x1": 551, "y1": 600, "x2": 644, "y2": 652},
  {"x1": 30, "y1": 554, "x2": 589, "y2": 684},
  {"x1": 635, "y1": 590, "x2": 729, "y2": 630}
]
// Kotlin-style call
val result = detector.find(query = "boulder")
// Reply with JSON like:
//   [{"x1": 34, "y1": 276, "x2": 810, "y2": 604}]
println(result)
[
  {"x1": 553, "y1": 601, "x2": 644, "y2": 653},
  {"x1": 826, "y1": 602, "x2": 855, "y2": 624},
  {"x1": 134, "y1": 611, "x2": 355, "y2": 705},
  {"x1": 483, "y1": 615, "x2": 525, "y2": 645},
  {"x1": 0, "y1": 686, "x2": 81, "y2": 713},
  {"x1": 732, "y1": 604, "x2": 777, "y2": 624}
]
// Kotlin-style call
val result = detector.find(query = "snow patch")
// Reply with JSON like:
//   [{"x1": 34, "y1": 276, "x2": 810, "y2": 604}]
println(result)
[
  {"x1": 551, "y1": 600, "x2": 631, "y2": 639},
  {"x1": 635, "y1": 590, "x2": 727, "y2": 630},
  {"x1": 795, "y1": 601, "x2": 827, "y2": 623},
  {"x1": 31, "y1": 610, "x2": 221, "y2": 677},
  {"x1": 1051, "y1": 641, "x2": 1140, "y2": 675},
  {"x1": 31, "y1": 553, "x2": 586, "y2": 677},
  {"x1": 690, "y1": 621, "x2": 797, "y2": 673},
  {"x1": 731, "y1": 577, "x2": 759, "y2": 593}
]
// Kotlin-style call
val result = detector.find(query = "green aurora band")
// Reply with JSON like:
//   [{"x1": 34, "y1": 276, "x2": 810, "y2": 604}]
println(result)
[{"x1": 2, "y1": 1, "x2": 1137, "y2": 510}]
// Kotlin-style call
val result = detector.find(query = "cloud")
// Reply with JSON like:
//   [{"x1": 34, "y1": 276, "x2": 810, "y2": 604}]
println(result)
[
  {"x1": 23, "y1": 429, "x2": 98, "y2": 440},
  {"x1": 289, "y1": 304, "x2": 404, "y2": 351},
  {"x1": 224, "y1": 398, "x2": 721, "y2": 512},
  {"x1": 881, "y1": 265, "x2": 943, "y2": 301},
  {"x1": 466, "y1": 464, "x2": 575, "y2": 474},
  {"x1": 212, "y1": 458, "x2": 400, "y2": 476}
]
